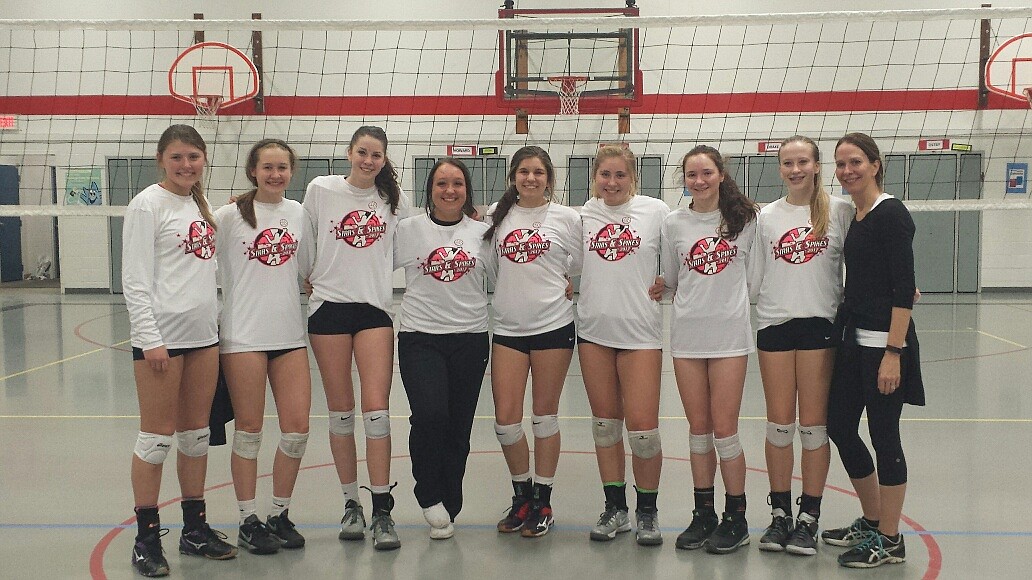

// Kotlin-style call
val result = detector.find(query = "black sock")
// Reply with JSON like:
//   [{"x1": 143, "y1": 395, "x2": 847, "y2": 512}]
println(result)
[
  {"x1": 181, "y1": 499, "x2": 206, "y2": 531},
  {"x1": 533, "y1": 482, "x2": 552, "y2": 505},
  {"x1": 725, "y1": 493, "x2": 747, "y2": 516},
  {"x1": 634, "y1": 486, "x2": 658, "y2": 514},
  {"x1": 769, "y1": 490, "x2": 792, "y2": 516},
  {"x1": 512, "y1": 478, "x2": 532, "y2": 499},
  {"x1": 370, "y1": 491, "x2": 395, "y2": 515},
  {"x1": 135, "y1": 506, "x2": 160, "y2": 540},
  {"x1": 798, "y1": 494, "x2": 822, "y2": 519},
  {"x1": 694, "y1": 487, "x2": 716, "y2": 514},
  {"x1": 603, "y1": 483, "x2": 628, "y2": 511},
  {"x1": 862, "y1": 516, "x2": 880, "y2": 529}
]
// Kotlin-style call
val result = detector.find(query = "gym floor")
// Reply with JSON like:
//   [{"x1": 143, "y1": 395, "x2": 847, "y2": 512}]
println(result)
[{"x1": 1, "y1": 289, "x2": 1030, "y2": 579}]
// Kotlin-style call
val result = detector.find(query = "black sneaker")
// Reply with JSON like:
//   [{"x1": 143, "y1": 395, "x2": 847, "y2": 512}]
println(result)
[
  {"x1": 268, "y1": 510, "x2": 305, "y2": 549},
  {"x1": 705, "y1": 512, "x2": 750, "y2": 554},
  {"x1": 821, "y1": 516, "x2": 878, "y2": 547},
  {"x1": 238, "y1": 515, "x2": 280, "y2": 555},
  {"x1": 497, "y1": 495, "x2": 531, "y2": 533},
  {"x1": 521, "y1": 501, "x2": 554, "y2": 538},
  {"x1": 675, "y1": 510, "x2": 719, "y2": 550},
  {"x1": 784, "y1": 513, "x2": 819, "y2": 556},
  {"x1": 758, "y1": 512, "x2": 793, "y2": 552},
  {"x1": 131, "y1": 529, "x2": 170, "y2": 577},
  {"x1": 179, "y1": 523, "x2": 238, "y2": 560},
  {"x1": 838, "y1": 533, "x2": 906, "y2": 568}
]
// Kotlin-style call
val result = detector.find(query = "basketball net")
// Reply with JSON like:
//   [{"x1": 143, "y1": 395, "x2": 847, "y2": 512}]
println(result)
[
  {"x1": 190, "y1": 95, "x2": 224, "y2": 127},
  {"x1": 547, "y1": 76, "x2": 589, "y2": 115}
]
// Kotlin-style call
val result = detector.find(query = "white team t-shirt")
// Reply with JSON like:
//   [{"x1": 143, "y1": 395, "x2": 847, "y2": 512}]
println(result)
[
  {"x1": 394, "y1": 213, "x2": 491, "y2": 334},
  {"x1": 215, "y1": 198, "x2": 307, "y2": 353},
  {"x1": 661, "y1": 207, "x2": 758, "y2": 358},
  {"x1": 754, "y1": 195, "x2": 854, "y2": 330},
  {"x1": 121, "y1": 183, "x2": 218, "y2": 350},
  {"x1": 298, "y1": 175, "x2": 410, "y2": 317},
  {"x1": 489, "y1": 201, "x2": 583, "y2": 336},
  {"x1": 578, "y1": 195, "x2": 669, "y2": 350}
]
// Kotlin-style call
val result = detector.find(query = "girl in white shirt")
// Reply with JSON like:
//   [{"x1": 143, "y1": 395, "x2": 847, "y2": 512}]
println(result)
[
  {"x1": 298, "y1": 126, "x2": 410, "y2": 551},
  {"x1": 578, "y1": 146, "x2": 669, "y2": 546},
  {"x1": 662, "y1": 145, "x2": 758, "y2": 555},
  {"x1": 485, "y1": 146, "x2": 582, "y2": 538},
  {"x1": 122, "y1": 124, "x2": 236, "y2": 577},
  {"x1": 215, "y1": 139, "x2": 311, "y2": 555},
  {"x1": 754, "y1": 136, "x2": 853, "y2": 556}
]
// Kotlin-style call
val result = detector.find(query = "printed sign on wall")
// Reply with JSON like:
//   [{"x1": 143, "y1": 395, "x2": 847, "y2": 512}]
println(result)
[
  {"x1": 65, "y1": 167, "x2": 103, "y2": 205},
  {"x1": 1005, "y1": 162, "x2": 1028, "y2": 196}
]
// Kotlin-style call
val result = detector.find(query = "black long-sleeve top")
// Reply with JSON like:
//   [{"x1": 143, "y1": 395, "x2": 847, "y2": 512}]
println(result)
[{"x1": 842, "y1": 196, "x2": 917, "y2": 332}]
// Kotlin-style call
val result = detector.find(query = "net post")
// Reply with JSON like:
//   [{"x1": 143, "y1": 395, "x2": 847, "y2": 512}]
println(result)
[{"x1": 251, "y1": 13, "x2": 265, "y2": 114}]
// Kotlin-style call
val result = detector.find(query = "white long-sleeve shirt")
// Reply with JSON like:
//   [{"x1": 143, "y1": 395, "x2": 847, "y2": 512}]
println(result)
[
  {"x1": 661, "y1": 207, "x2": 758, "y2": 358},
  {"x1": 578, "y1": 195, "x2": 669, "y2": 350},
  {"x1": 298, "y1": 175, "x2": 410, "y2": 316},
  {"x1": 121, "y1": 183, "x2": 218, "y2": 350},
  {"x1": 214, "y1": 199, "x2": 307, "y2": 353},
  {"x1": 754, "y1": 195, "x2": 854, "y2": 330},
  {"x1": 394, "y1": 213, "x2": 491, "y2": 334},
  {"x1": 489, "y1": 201, "x2": 583, "y2": 336}
]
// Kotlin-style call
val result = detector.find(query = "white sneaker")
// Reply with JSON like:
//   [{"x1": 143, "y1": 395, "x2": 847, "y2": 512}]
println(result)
[
  {"x1": 429, "y1": 522, "x2": 455, "y2": 540},
  {"x1": 422, "y1": 503, "x2": 451, "y2": 528}
]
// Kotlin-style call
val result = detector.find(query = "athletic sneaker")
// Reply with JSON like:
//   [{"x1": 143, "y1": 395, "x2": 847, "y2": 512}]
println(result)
[
  {"x1": 838, "y1": 533, "x2": 906, "y2": 568},
  {"x1": 675, "y1": 510, "x2": 719, "y2": 550},
  {"x1": 521, "y1": 501, "x2": 554, "y2": 538},
  {"x1": 758, "y1": 511, "x2": 793, "y2": 552},
  {"x1": 338, "y1": 500, "x2": 366, "y2": 541},
  {"x1": 131, "y1": 530, "x2": 170, "y2": 577},
  {"x1": 821, "y1": 516, "x2": 878, "y2": 547},
  {"x1": 370, "y1": 512, "x2": 401, "y2": 550},
  {"x1": 590, "y1": 505, "x2": 631, "y2": 541},
  {"x1": 635, "y1": 510, "x2": 663, "y2": 546},
  {"x1": 238, "y1": 515, "x2": 280, "y2": 555},
  {"x1": 423, "y1": 502, "x2": 454, "y2": 540},
  {"x1": 705, "y1": 512, "x2": 750, "y2": 554},
  {"x1": 179, "y1": 523, "x2": 238, "y2": 560},
  {"x1": 430, "y1": 522, "x2": 455, "y2": 540},
  {"x1": 497, "y1": 495, "x2": 531, "y2": 533},
  {"x1": 267, "y1": 510, "x2": 305, "y2": 549},
  {"x1": 784, "y1": 512, "x2": 819, "y2": 556}
]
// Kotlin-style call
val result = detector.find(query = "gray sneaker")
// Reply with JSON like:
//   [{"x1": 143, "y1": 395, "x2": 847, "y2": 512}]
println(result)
[
  {"x1": 338, "y1": 500, "x2": 366, "y2": 541},
  {"x1": 590, "y1": 505, "x2": 631, "y2": 541},
  {"x1": 370, "y1": 512, "x2": 401, "y2": 551},
  {"x1": 635, "y1": 510, "x2": 663, "y2": 546}
]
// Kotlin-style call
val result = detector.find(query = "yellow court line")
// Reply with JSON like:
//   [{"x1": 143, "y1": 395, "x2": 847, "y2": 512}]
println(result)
[
  {"x1": 972, "y1": 329, "x2": 1028, "y2": 349},
  {"x1": 0, "y1": 339, "x2": 131, "y2": 383}
]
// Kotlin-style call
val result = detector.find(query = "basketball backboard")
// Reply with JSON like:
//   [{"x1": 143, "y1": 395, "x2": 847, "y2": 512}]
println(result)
[
  {"x1": 985, "y1": 32, "x2": 1032, "y2": 103},
  {"x1": 168, "y1": 41, "x2": 260, "y2": 114}
]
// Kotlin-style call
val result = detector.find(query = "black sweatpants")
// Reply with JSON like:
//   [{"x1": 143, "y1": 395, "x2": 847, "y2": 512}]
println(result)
[
  {"x1": 398, "y1": 331, "x2": 489, "y2": 518},
  {"x1": 827, "y1": 337, "x2": 908, "y2": 486}
]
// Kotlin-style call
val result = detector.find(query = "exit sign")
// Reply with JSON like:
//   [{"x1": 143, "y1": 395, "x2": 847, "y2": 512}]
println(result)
[{"x1": 0, "y1": 115, "x2": 17, "y2": 130}]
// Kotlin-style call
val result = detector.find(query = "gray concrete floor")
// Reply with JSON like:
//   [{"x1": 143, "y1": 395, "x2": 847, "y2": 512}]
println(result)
[{"x1": 2, "y1": 289, "x2": 1031, "y2": 579}]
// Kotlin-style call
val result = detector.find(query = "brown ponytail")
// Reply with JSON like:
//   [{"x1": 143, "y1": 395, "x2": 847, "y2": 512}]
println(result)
[
  {"x1": 483, "y1": 145, "x2": 555, "y2": 240},
  {"x1": 156, "y1": 124, "x2": 216, "y2": 231},
  {"x1": 780, "y1": 135, "x2": 831, "y2": 239},
  {"x1": 238, "y1": 138, "x2": 298, "y2": 229},
  {"x1": 349, "y1": 126, "x2": 401, "y2": 215},
  {"x1": 681, "y1": 145, "x2": 757, "y2": 240}
]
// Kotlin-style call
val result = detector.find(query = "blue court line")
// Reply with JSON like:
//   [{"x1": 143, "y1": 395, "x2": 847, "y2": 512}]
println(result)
[{"x1": 1, "y1": 522, "x2": 1030, "y2": 537}]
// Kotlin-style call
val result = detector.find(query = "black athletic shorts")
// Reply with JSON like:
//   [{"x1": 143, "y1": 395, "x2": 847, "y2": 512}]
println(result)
[
  {"x1": 132, "y1": 342, "x2": 219, "y2": 361},
  {"x1": 757, "y1": 317, "x2": 836, "y2": 352},
  {"x1": 308, "y1": 301, "x2": 393, "y2": 335},
  {"x1": 493, "y1": 321, "x2": 576, "y2": 354}
]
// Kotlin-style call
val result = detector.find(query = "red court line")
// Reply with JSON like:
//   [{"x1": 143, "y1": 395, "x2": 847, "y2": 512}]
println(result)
[
  {"x1": 89, "y1": 451, "x2": 941, "y2": 579},
  {"x1": 73, "y1": 311, "x2": 132, "y2": 353}
]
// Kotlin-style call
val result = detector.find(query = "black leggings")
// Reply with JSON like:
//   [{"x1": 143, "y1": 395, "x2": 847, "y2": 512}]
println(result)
[
  {"x1": 827, "y1": 339, "x2": 908, "y2": 486},
  {"x1": 398, "y1": 331, "x2": 489, "y2": 518}
]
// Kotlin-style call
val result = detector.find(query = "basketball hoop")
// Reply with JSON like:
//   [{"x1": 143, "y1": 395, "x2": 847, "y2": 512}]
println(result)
[
  {"x1": 547, "y1": 75, "x2": 589, "y2": 115},
  {"x1": 191, "y1": 94, "x2": 224, "y2": 120}
]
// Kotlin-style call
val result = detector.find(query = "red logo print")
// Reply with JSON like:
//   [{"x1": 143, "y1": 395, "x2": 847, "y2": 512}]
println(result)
[
  {"x1": 588, "y1": 223, "x2": 641, "y2": 261},
  {"x1": 180, "y1": 220, "x2": 215, "y2": 260},
  {"x1": 247, "y1": 227, "x2": 298, "y2": 266},
  {"x1": 772, "y1": 226, "x2": 829, "y2": 265},
  {"x1": 421, "y1": 246, "x2": 477, "y2": 282},
  {"x1": 499, "y1": 228, "x2": 551, "y2": 263},
  {"x1": 684, "y1": 236, "x2": 737, "y2": 275},
  {"x1": 334, "y1": 210, "x2": 386, "y2": 248}
]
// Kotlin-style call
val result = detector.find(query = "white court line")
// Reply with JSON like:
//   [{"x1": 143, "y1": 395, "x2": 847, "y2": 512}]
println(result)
[{"x1": 0, "y1": 339, "x2": 131, "y2": 383}]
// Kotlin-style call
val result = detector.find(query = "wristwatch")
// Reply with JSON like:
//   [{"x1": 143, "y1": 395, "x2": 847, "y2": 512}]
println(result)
[{"x1": 884, "y1": 344, "x2": 903, "y2": 354}]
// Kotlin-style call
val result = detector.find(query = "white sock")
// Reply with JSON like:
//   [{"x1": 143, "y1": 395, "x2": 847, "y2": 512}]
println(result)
[
  {"x1": 271, "y1": 496, "x2": 291, "y2": 517},
  {"x1": 534, "y1": 475, "x2": 555, "y2": 487},
  {"x1": 342, "y1": 482, "x2": 360, "y2": 505},
  {"x1": 512, "y1": 471, "x2": 532, "y2": 482},
  {"x1": 369, "y1": 484, "x2": 391, "y2": 495},
  {"x1": 238, "y1": 499, "x2": 257, "y2": 525}
]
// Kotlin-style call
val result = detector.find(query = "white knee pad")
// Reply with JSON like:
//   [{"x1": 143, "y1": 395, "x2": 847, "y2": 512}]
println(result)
[
  {"x1": 134, "y1": 431, "x2": 173, "y2": 465},
  {"x1": 798, "y1": 425, "x2": 829, "y2": 451},
  {"x1": 714, "y1": 433, "x2": 743, "y2": 462},
  {"x1": 531, "y1": 414, "x2": 559, "y2": 439},
  {"x1": 363, "y1": 410, "x2": 391, "y2": 439},
  {"x1": 766, "y1": 421, "x2": 797, "y2": 448},
  {"x1": 278, "y1": 432, "x2": 309, "y2": 459},
  {"x1": 628, "y1": 428, "x2": 662, "y2": 459},
  {"x1": 689, "y1": 432, "x2": 714, "y2": 454},
  {"x1": 591, "y1": 417, "x2": 623, "y2": 448},
  {"x1": 176, "y1": 428, "x2": 210, "y2": 457},
  {"x1": 494, "y1": 422, "x2": 525, "y2": 447},
  {"x1": 232, "y1": 430, "x2": 262, "y2": 460},
  {"x1": 328, "y1": 410, "x2": 356, "y2": 437}
]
